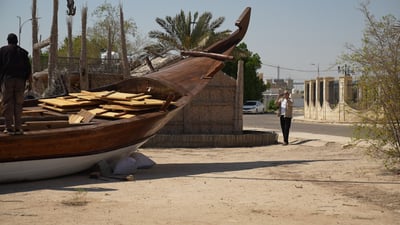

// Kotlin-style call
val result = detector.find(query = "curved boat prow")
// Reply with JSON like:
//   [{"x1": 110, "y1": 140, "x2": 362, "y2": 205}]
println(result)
[
  {"x1": 205, "y1": 7, "x2": 251, "y2": 54},
  {"x1": 146, "y1": 7, "x2": 251, "y2": 94}
]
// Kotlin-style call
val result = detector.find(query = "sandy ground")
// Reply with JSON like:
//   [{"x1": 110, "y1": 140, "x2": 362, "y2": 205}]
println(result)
[{"x1": 1, "y1": 136, "x2": 400, "y2": 225}]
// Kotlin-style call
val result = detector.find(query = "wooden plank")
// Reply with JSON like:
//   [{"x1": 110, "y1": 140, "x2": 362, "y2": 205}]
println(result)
[
  {"x1": 57, "y1": 95, "x2": 76, "y2": 99},
  {"x1": 114, "y1": 98, "x2": 165, "y2": 106},
  {"x1": 88, "y1": 108, "x2": 108, "y2": 115},
  {"x1": 80, "y1": 90, "x2": 116, "y2": 98},
  {"x1": 104, "y1": 92, "x2": 145, "y2": 100},
  {"x1": 79, "y1": 91, "x2": 145, "y2": 100},
  {"x1": 39, "y1": 98, "x2": 100, "y2": 108},
  {"x1": 100, "y1": 104, "x2": 158, "y2": 112},
  {"x1": 68, "y1": 114, "x2": 84, "y2": 124},
  {"x1": 118, "y1": 114, "x2": 136, "y2": 119},
  {"x1": 98, "y1": 111, "x2": 135, "y2": 119},
  {"x1": 39, "y1": 98, "x2": 80, "y2": 107},
  {"x1": 77, "y1": 109, "x2": 96, "y2": 123},
  {"x1": 67, "y1": 97, "x2": 91, "y2": 102},
  {"x1": 39, "y1": 103, "x2": 79, "y2": 112},
  {"x1": 132, "y1": 95, "x2": 152, "y2": 101},
  {"x1": 68, "y1": 92, "x2": 101, "y2": 101}
]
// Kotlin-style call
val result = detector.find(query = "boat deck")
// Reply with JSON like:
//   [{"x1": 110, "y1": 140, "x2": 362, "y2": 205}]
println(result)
[{"x1": 0, "y1": 90, "x2": 176, "y2": 135}]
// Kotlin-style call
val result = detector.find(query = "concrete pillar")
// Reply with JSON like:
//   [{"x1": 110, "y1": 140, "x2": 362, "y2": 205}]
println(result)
[
  {"x1": 304, "y1": 80, "x2": 312, "y2": 119},
  {"x1": 315, "y1": 77, "x2": 322, "y2": 120}
]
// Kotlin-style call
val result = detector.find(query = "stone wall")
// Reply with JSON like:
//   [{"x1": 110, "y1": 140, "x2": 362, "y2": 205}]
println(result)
[{"x1": 158, "y1": 71, "x2": 243, "y2": 135}]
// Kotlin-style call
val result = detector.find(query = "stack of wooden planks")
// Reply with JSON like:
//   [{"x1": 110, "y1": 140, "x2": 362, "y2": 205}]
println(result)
[{"x1": 38, "y1": 90, "x2": 171, "y2": 120}]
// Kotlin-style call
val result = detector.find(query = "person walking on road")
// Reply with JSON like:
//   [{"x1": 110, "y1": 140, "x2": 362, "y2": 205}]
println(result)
[
  {"x1": 0, "y1": 33, "x2": 32, "y2": 135},
  {"x1": 275, "y1": 90, "x2": 293, "y2": 145}
]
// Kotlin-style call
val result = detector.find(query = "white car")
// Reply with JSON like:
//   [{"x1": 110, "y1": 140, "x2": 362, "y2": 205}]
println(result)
[{"x1": 243, "y1": 100, "x2": 265, "y2": 114}]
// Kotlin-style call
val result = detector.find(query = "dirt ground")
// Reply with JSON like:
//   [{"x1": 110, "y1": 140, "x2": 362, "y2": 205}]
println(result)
[{"x1": 1, "y1": 137, "x2": 400, "y2": 225}]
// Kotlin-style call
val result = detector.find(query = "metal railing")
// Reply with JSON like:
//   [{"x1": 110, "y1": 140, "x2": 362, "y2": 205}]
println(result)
[{"x1": 39, "y1": 56, "x2": 123, "y2": 74}]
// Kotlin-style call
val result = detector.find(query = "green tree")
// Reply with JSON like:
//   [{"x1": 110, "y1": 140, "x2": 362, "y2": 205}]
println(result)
[
  {"x1": 222, "y1": 43, "x2": 266, "y2": 102},
  {"x1": 58, "y1": 3, "x2": 139, "y2": 59},
  {"x1": 147, "y1": 10, "x2": 231, "y2": 55},
  {"x1": 88, "y1": 2, "x2": 137, "y2": 55},
  {"x1": 58, "y1": 36, "x2": 101, "y2": 59},
  {"x1": 342, "y1": 3, "x2": 400, "y2": 170}
]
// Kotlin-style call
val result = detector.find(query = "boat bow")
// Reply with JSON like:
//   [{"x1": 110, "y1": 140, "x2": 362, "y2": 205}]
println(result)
[{"x1": 145, "y1": 7, "x2": 251, "y2": 99}]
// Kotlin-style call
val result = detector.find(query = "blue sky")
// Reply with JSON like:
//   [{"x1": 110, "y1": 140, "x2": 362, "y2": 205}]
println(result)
[{"x1": 0, "y1": 0, "x2": 399, "y2": 81}]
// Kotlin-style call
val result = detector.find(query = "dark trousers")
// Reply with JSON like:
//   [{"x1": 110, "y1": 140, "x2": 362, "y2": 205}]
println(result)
[
  {"x1": 280, "y1": 115, "x2": 292, "y2": 144},
  {"x1": 1, "y1": 78, "x2": 26, "y2": 130}
]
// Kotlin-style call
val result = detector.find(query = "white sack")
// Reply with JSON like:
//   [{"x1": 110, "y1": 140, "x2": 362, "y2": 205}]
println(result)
[
  {"x1": 113, "y1": 157, "x2": 138, "y2": 175},
  {"x1": 132, "y1": 152, "x2": 155, "y2": 169}
]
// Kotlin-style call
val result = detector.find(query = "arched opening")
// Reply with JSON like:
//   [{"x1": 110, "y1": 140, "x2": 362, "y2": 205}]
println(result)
[
  {"x1": 305, "y1": 83, "x2": 310, "y2": 106},
  {"x1": 328, "y1": 80, "x2": 339, "y2": 109},
  {"x1": 319, "y1": 81, "x2": 323, "y2": 107}
]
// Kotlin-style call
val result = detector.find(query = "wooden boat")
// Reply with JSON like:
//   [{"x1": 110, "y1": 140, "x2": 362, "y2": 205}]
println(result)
[{"x1": 0, "y1": 7, "x2": 251, "y2": 183}]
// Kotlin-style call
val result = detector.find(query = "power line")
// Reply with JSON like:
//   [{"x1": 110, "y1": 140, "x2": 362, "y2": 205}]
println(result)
[{"x1": 261, "y1": 62, "x2": 337, "y2": 73}]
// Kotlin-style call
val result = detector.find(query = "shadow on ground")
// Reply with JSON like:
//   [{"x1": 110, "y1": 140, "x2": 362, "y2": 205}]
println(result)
[
  {"x1": 0, "y1": 159, "x2": 333, "y2": 195},
  {"x1": 135, "y1": 159, "x2": 325, "y2": 180}
]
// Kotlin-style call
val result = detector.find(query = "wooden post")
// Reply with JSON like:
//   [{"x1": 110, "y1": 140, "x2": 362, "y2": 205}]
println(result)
[
  {"x1": 234, "y1": 60, "x2": 244, "y2": 134},
  {"x1": 31, "y1": 0, "x2": 40, "y2": 73}
]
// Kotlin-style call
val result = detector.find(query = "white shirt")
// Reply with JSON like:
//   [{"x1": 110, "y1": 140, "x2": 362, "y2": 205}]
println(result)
[{"x1": 280, "y1": 98, "x2": 287, "y2": 116}]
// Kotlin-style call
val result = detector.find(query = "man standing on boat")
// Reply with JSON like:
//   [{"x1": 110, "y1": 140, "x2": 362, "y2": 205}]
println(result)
[
  {"x1": 275, "y1": 90, "x2": 293, "y2": 145},
  {"x1": 0, "y1": 33, "x2": 32, "y2": 135}
]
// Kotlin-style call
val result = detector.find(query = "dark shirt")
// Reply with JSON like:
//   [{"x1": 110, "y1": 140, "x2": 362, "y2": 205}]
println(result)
[{"x1": 0, "y1": 44, "x2": 31, "y2": 81}]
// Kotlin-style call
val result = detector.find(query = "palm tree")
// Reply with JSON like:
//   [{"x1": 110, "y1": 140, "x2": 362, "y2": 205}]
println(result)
[
  {"x1": 119, "y1": 4, "x2": 130, "y2": 79},
  {"x1": 32, "y1": 0, "x2": 40, "y2": 73},
  {"x1": 80, "y1": 5, "x2": 88, "y2": 90},
  {"x1": 147, "y1": 10, "x2": 231, "y2": 55}
]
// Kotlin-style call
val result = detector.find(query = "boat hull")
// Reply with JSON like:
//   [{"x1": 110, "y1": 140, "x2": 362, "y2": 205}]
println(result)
[
  {"x1": 0, "y1": 143, "x2": 143, "y2": 183},
  {"x1": 0, "y1": 106, "x2": 181, "y2": 183},
  {"x1": 0, "y1": 7, "x2": 251, "y2": 183}
]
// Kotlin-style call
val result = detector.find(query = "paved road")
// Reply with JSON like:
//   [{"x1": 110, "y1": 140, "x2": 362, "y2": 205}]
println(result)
[{"x1": 243, "y1": 113, "x2": 353, "y2": 138}]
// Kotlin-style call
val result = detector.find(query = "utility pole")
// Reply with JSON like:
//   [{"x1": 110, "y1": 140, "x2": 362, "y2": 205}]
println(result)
[
  {"x1": 18, "y1": 15, "x2": 40, "y2": 46},
  {"x1": 311, "y1": 63, "x2": 320, "y2": 78},
  {"x1": 277, "y1": 65, "x2": 280, "y2": 80}
]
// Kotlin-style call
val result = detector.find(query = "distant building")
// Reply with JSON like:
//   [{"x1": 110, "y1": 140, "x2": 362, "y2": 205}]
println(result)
[
  {"x1": 266, "y1": 78, "x2": 294, "y2": 92},
  {"x1": 262, "y1": 78, "x2": 294, "y2": 107}
]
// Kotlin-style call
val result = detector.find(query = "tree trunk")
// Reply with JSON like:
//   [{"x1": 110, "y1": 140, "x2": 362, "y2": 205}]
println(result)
[
  {"x1": 80, "y1": 6, "x2": 89, "y2": 90},
  {"x1": 31, "y1": 0, "x2": 40, "y2": 73},
  {"x1": 107, "y1": 26, "x2": 112, "y2": 69},
  {"x1": 33, "y1": 38, "x2": 50, "y2": 49},
  {"x1": 119, "y1": 4, "x2": 130, "y2": 79},
  {"x1": 67, "y1": 16, "x2": 73, "y2": 71},
  {"x1": 48, "y1": 0, "x2": 58, "y2": 88}
]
